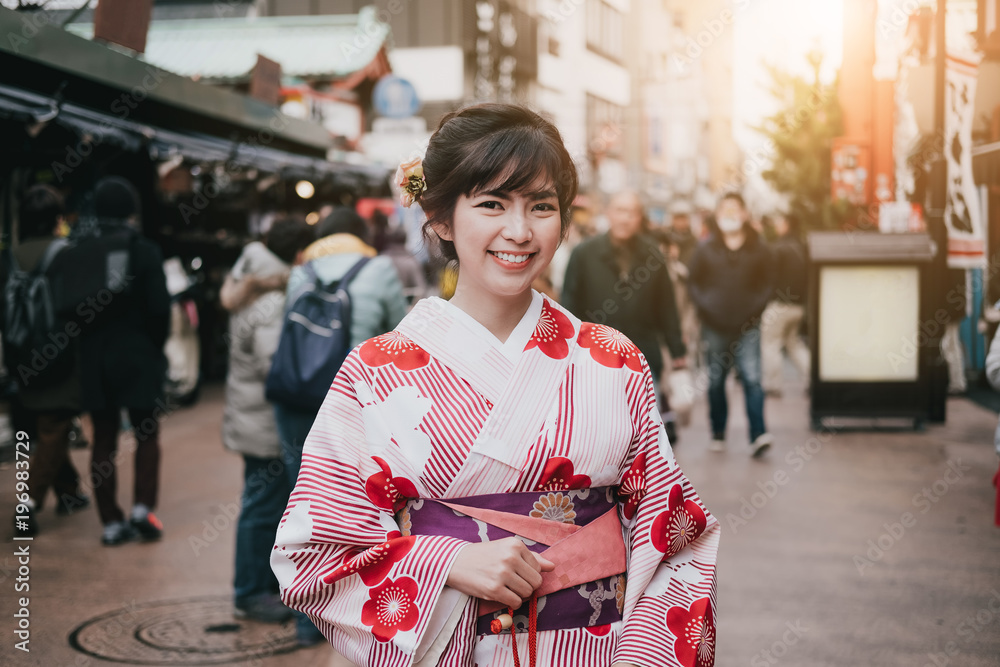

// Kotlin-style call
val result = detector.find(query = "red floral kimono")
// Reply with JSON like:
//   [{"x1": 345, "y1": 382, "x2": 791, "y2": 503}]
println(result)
[{"x1": 272, "y1": 292, "x2": 719, "y2": 666}]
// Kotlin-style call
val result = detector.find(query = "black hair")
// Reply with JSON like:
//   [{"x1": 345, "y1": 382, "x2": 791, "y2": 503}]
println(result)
[
  {"x1": 19, "y1": 184, "x2": 64, "y2": 240},
  {"x1": 420, "y1": 103, "x2": 578, "y2": 263},
  {"x1": 266, "y1": 217, "x2": 314, "y2": 264},
  {"x1": 93, "y1": 176, "x2": 140, "y2": 220},
  {"x1": 317, "y1": 206, "x2": 368, "y2": 242}
]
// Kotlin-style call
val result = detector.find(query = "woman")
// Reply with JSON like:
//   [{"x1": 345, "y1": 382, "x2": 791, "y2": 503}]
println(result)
[{"x1": 272, "y1": 104, "x2": 719, "y2": 666}]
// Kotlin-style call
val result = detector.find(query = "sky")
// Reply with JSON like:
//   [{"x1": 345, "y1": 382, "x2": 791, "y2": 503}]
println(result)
[{"x1": 732, "y1": 0, "x2": 844, "y2": 150}]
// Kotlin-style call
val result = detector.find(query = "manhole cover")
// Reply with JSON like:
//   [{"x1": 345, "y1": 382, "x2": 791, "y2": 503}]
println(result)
[{"x1": 69, "y1": 596, "x2": 299, "y2": 665}]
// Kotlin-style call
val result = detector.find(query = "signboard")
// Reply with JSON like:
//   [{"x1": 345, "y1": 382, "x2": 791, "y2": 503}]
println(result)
[
  {"x1": 818, "y1": 265, "x2": 921, "y2": 382},
  {"x1": 943, "y1": 53, "x2": 986, "y2": 268},
  {"x1": 93, "y1": 0, "x2": 153, "y2": 54},
  {"x1": 249, "y1": 54, "x2": 282, "y2": 107},
  {"x1": 372, "y1": 75, "x2": 420, "y2": 119}
]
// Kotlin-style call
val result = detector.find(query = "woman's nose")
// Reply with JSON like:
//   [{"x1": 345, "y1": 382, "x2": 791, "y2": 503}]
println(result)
[{"x1": 502, "y1": 210, "x2": 532, "y2": 243}]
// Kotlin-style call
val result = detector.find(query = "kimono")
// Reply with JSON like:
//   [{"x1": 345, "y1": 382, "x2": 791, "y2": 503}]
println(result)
[{"x1": 272, "y1": 292, "x2": 720, "y2": 667}]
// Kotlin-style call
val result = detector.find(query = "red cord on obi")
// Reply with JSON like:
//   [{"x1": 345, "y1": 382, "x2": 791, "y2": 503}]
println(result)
[{"x1": 497, "y1": 595, "x2": 537, "y2": 667}]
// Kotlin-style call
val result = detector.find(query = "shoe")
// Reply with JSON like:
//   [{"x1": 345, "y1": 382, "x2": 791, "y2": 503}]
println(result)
[
  {"x1": 234, "y1": 594, "x2": 293, "y2": 624},
  {"x1": 14, "y1": 506, "x2": 39, "y2": 537},
  {"x1": 130, "y1": 505, "x2": 163, "y2": 542},
  {"x1": 56, "y1": 490, "x2": 91, "y2": 516},
  {"x1": 751, "y1": 433, "x2": 773, "y2": 458},
  {"x1": 709, "y1": 433, "x2": 726, "y2": 452},
  {"x1": 101, "y1": 520, "x2": 136, "y2": 546},
  {"x1": 664, "y1": 419, "x2": 679, "y2": 446}
]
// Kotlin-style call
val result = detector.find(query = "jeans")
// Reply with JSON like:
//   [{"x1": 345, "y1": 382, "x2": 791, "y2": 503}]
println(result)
[
  {"x1": 234, "y1": 455, "x2": 290, "y2": 604},
  {"x1": 273, "y1": 403, "x2": 317, "y2": 486},
  {"x1": 273, "y1": 402, "x2": 323, "y2": 641},
  {"x1": 703, "y1": 325, "x2": 767, "y2": 442}
]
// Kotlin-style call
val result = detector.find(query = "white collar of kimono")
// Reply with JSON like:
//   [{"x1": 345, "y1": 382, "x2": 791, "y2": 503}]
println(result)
[{"x1": 426, "y1": 290, "x2": 543, "y2": 363}]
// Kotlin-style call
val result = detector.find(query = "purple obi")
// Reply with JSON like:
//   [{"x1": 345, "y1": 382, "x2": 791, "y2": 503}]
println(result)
[{"x1": 399, "y1": 487, "x2": 626, "y2": 636}]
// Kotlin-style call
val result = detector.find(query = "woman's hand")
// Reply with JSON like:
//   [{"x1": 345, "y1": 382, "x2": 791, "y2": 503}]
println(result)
[{"x1": 446, "y1": 538, "x2": 554, "y2": 609}]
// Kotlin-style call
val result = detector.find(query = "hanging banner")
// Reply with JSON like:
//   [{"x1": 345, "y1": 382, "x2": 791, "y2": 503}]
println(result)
[{"x1": 944, "y1": 52, "x2": 985, "y2": 268}]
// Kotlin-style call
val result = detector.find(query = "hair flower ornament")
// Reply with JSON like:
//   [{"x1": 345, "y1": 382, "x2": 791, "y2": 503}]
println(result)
[{"x1": 395, "y1": 157, "x2": 426, "y2": 208}]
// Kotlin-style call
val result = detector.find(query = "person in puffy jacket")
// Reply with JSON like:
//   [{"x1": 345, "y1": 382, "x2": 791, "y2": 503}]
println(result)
[
  {"x1": 220, "y1": 217, "x2": 313, "y2": 624},
  {"x1": 274, "y1": 206, "x2": 407, "y2": 645}
]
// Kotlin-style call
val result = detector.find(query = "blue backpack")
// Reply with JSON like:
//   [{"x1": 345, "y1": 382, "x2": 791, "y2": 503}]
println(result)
[{"x1": 265, "y1": 257, "x2": 370, "y2": 412}]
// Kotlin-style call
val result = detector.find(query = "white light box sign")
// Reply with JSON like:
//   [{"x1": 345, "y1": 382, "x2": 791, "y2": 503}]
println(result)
[{"x1": 818, "y1": 265, "x2": 920, "y2": 382}]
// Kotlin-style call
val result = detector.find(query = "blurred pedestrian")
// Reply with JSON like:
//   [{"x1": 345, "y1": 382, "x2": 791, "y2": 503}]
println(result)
[
  {"x1": 985, "y1": 325, "x2": 1000, "y2": 526},
  {"x1": 688, "y1": 192, "x2": 775, "y2": 456},
  {"x1": 760, "y1": 213, "x2": 810, "y2": 396},
  {"x1": 4, "y1": 185, "x2": 88, "y2": 536},
  {"x1": 74, "y1": 176, "x2": 171, "y2": 545},
  {"x1": 562, "y1": 190, "x2": 687, "y2": 443},
  {"x1": 668, "y1": 206, "x2": 698, "y2": 267},
  {"x1": 380, "y1": 225, "x2": 427, "y2": 306},
  {"x1": 272, "y1": 206, "x2": 407, "y2": 645},
  {"x1": 220, "y1": 218, "x2": 312, "y2": 624}
]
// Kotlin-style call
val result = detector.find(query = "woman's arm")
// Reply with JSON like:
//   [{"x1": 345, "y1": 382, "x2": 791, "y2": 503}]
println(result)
[{"x1": 612, "y1": 355, "x2": 720, "y2": 667}]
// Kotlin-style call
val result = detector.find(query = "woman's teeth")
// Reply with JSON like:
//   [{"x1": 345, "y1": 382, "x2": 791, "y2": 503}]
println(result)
[{"x1": 491, "y1": 251, "x2": 530, "y2": 264}]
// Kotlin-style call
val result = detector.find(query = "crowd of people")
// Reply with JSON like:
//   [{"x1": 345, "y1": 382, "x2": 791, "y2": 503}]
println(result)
[{"x1": 6, "y1": 103, "x2": 825, "y2": 663}]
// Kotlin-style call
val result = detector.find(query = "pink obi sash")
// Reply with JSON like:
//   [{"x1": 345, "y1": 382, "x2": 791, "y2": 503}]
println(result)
[{"x1": 400, "y1": 487, "x2": 627, "y2": 635}]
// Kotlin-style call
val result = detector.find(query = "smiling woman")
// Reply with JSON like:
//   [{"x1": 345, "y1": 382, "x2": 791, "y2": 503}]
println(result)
[{"x1": 272, "y1": 103, "x2": 719, "y2": 667}]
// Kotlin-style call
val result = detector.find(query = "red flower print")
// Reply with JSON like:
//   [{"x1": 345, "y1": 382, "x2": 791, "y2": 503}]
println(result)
[
  {"x1": 365, "y1": 457, "x2": 419, "y2": 512},
  {"x1": 577, "y1": 323, "x2": 643, "y2": 372},
  {"x1": 651, "y1": 485, "x2": 707, "y2": 557},
  {"x1": 666, "y1": 597, "x2": 715, "y2": 667},
  {"x1": 361, "y1": 576, "x2": 420, "y2": 642},
  {"x1": 617, "y1": 451, "x2": 647, "y2": 521},
  {"x1": 324, "y1": 534, "x2": 416, "y2": 586},
  {"x1": 536, "y1": 457, "x2": 591, "y2": 492},
  {"x1": 524, "y1": 300, "x2": 576, "y2": 359},
  {"x1": 359, "y1": 331, "x2": 430, "y2": 371},
  {"x1": 585, "y1": 624, "x2": 612, "y2": 637}
]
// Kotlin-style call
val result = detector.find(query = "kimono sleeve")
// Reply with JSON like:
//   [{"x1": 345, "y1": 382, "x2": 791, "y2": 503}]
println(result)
[
  {"x1": 612, "y1": 358, "x2": 720, "y2": 667},
  {"x1": 271, "y1": 351, "x2": 468, "y2": 667}
]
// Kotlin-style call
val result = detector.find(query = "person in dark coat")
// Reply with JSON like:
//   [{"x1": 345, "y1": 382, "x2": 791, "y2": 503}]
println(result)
[
  {"x1": 5, "y1": 185, "x2": 89, "y2": 537},
  {"x1": 562, "y1": 190, "x2": 687, "y2": 441},
  {"x1": 74, "y1": 176, "x2": 171, "y2": 546},
  {"x1": 688, "y1": 192, "x2": 775, "y2": 457}
]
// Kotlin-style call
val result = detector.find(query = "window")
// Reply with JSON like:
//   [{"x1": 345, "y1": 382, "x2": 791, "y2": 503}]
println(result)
[
  {"x1": 586, "y1": 93, "x2": 625, "y2": 155},
  {"x1": 586, "y1": 0, "x2": 624, "y2": 62}
]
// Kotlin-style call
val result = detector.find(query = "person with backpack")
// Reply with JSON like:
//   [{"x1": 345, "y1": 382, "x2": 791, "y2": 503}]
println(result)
[
  {"x1": 68, "y1": 176, "x2": 171, "y2": 546},
  {"x1": 219, "y1": 217, "x2": 313, "y2": 625},
  {"x1": 4, "y1": 185, "x2": 88, "y2": 537},
  {"x1": 269, "y1": 206, "x2": 407, "y2": 646}
]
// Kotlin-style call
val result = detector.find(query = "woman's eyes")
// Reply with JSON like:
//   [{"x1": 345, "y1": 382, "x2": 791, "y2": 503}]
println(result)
[{"x1": 474, "y1": 201, "x2": 557, "y2": 212}]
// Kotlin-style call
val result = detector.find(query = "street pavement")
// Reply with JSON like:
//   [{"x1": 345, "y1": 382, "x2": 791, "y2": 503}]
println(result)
[{"x1": 1, "y1": 374, "x2": 999, "y2": 667}]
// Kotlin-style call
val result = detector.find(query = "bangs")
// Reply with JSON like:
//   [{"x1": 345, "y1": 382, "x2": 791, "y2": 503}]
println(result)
[{"x1": 459, "y1": 126, "x2": 565, "y2": 200}]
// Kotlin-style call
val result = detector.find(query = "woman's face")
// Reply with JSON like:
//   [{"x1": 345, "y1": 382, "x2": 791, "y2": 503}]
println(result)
[{"x1": 436, "y1": 181, "x2": 562, "y2": 302}]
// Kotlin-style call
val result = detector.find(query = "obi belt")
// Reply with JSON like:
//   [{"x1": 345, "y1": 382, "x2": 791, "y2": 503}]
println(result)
[{"x1": 400, "y1": 487, "x2": 627, "y2": 637}]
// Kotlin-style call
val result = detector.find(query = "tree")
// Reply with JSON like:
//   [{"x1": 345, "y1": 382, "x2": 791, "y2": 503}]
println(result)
[{"x1": 753, "y1": 50, "x2": 851, "y2": 230}]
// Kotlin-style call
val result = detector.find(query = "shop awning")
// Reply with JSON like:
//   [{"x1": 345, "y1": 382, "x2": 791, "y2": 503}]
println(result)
[
  {"x1": 65, "y1": 7, "x2": 391, "y2": 85},
  {"x1": 0, "y1": 6, "x2": 387, "y2": 189}
]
